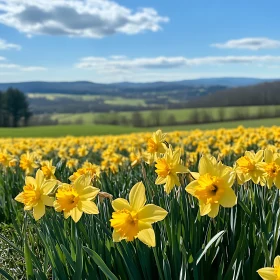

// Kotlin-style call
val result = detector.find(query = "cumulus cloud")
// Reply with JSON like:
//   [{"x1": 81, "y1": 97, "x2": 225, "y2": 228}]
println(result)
[
  {"x1": 0, "y1": 63, "x2": 47, "y2": 71},
  {"x1": 211, "y1": 38, "x2": 280, "y2": 50},
  {"x1": 0, "y1": 56, "x2": 6, "y2": 60},
  {"x1": 0, "y1": 0, "x2": 169, "y2": 38},
  {"x1": 0, "y1": 38, "x2": 21, "y2": 50},
  {"x1": 76, "y1": 55, "x2": 280, "y2": 72}
]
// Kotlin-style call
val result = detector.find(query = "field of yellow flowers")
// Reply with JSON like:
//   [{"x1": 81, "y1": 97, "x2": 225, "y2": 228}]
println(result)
[{"x1": 1, "y1": 126, "x2": 280, "y2": 279}]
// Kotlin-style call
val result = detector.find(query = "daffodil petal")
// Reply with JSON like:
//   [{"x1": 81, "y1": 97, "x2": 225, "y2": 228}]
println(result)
[
  {"x1": 257, "y1": 267, "x2": 277, "y2": 280},
  {"x1": 129, "y1": 181, "x2": 146, "y2": 211},
  {"x1": 70, "y1": 208, "x2": 83, "y2": 223},
  {"x1": 111, "y1": 198, "x2": 131, "y2": 211},
  {"x1": 25, "y1": 176, "x2": 36, "y2": 187},
  {"x1": 137, "y1": 229, "x2": 156, "y2": 247},
  {"x1": 74, "y1": 175, "x2": 92, "y2": 192},
  {"x1": 219, "y1": 188, "x2": 237, "y2": 208},
  {"x1": 274, "y1": 256, "x2": 280, "y2": 267},
  {"x1": 199, "y1": 202, "x2": 211, "y2": 216},
  {"x1": 79, "y1": 186, "x2": 100, "y2": 200},
  {"x1": 112, "y1": 230, "x2": 123, "y2": 242},
  {"x1": 36, "y1": 170, "x2": 44, "y2": 188},
  {"x1": 138, "y1": 204, "x2": 168, "y2": 223},
  {"x1": 208, "y1": 204, "x2": 219, "y2": 218},
  {"x1": 174, "y1": 164, "x2": 189, "y2": 173},
  {"x1": 185, "y1": 180, "x2": 199, "y2": 196},
  {"x1": 33, "y1": 201, "x2": 45, "y2": 221},
  {"x1": 41, "y1": 195, "x2": 54, "y2": 207},
  {"x1": 42, "y1": 180, "x2": 57, "y2": 194},
  {"x1": 199, "y1": 156, "x2": 214, "y2": 175},
  {"x1": 155, "y1": 176, "x2": 166, "y2": 185},
  {"x1": 79, "y1": 200, "x2": 99, "y2": 214}
]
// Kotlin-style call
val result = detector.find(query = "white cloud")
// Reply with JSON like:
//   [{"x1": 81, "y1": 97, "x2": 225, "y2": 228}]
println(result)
[
  {"x1": 0, "y1": 63, "x2": 47, "y2": 71},
  {"x1": 0, "y1": 56, "x2": 6, "y2": 60},
  {"x1": 76, "y1": 55, "x2": 280, "y2": 72},
  {"x1": 0, "y1": 0, "x2": 169, "y2": 38},
  {"x1": 211, "y1": 38, "x2": 280, "y2": 50},
  {"x1": 0, "y1": 38, "x2": 21, "y2": 50}
]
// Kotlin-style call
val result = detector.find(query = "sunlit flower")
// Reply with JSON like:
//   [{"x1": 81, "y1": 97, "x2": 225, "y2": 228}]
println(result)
[
  {"x1": 15, "y1": 170, "x2": 57, "y2": 220},
  {"x1": 110, "y1": 181, "x2": 168, "y2": 247},
  {"x1": 257, "y1": 149, "x2": 280, "y2": 189},
  {"x1": 186, "y1": 155, "x2": 236, "y2": 218},
  {"x1": 19, "y1": 151, "x2": 39, "y2": 174},
  {"x1": 41, "y1": 160, "x2": 56, "y2": 179},
  {"x1": 69, "y1": 162, "x2": 100, "y2": 182},
  {"x1": 54, "y1": 175, "x2": 100, "y2": 223},
  {"x1": 146, "y1": 130, "x2": 167, "y2": 162},
  {"x1": 155, "y1": 147, "x2": 189, "y2": 194},
  {"x1": 257, "y1": 255, "x2": 280, "y2": 280},
  {"x1": 235, "y1": 150, "x2": 265, "y2": 185}
]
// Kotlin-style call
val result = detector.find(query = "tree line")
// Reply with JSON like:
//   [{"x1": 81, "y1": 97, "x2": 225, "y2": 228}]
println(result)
[{"x1": 0, "y1": 88, "x2": 32, "y2": 127}]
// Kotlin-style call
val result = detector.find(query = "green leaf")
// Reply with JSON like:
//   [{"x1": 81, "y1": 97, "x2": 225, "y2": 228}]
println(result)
[
  {"x1": 0, "y1": 268, "x2": 14, "y2": 280},
  {"x1": 196, "y1": 230, "x2": 226, "y2": 265},
  {"x1": 83, "y1": 247, "x2": 119, "y2": 280}
]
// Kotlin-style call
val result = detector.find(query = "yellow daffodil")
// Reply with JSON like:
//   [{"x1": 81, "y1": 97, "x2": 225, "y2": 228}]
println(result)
[
  {"x1": 110, "y1": 181, "x2": 168, "y2": 247},
  {"x1": 146, "y1": 129, "x2": 167, "y2": 162},
  {"x1": 155, "y1": 147, "x2": 189, "y2": 194},
  {"x1": 54, "y1": 175, "x2": 100, "y2": 223},
  {"x1": 69, "y1": 162, "x2": 100, "y2": 182},
  {"x1": 235, "y1": 150, "x2": 265, "y2": 185},
  {"x1": 41, "y1": 160, "x2": 56, "y2": 179},
  {"x1": 19, "y1": 151, "x2": 39, "y2": 175},
  {"x1": 15, "y1": 170, "x2": 57, "y2": 220},
  {"x1": 257, "y1": 256, "x2": 280, "y2": 280},
  {"x1": 257, "y1": 149, "x2": 280, "y2": 188},
  {"x1": 185, "y1": 155, "x2": 236, "y2": 218}
]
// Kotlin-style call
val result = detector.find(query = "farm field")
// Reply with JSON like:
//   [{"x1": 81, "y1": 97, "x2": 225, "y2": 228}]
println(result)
[
  {"x1": 1, "y1": 126, "x2": 280, "y2": 279},
  {"x1": 50, "y1": 105, "x2": 280, "y2": 125},
  {"x1": 28, "y1": 93, "x2": 147, "y2": 107},
  {"x1": 0, "y1": 117, "x2": 279, "y2": 137}
]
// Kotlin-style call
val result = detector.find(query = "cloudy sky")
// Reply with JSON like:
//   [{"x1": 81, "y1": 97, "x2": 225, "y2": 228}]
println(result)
[{"x1": 0, "y1": 0, "x2": 280, "y2": 83}]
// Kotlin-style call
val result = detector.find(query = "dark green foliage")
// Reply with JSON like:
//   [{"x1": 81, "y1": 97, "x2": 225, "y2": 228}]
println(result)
[{"x1": 0, "y1": 88, "x2": 32, "y2": 127}]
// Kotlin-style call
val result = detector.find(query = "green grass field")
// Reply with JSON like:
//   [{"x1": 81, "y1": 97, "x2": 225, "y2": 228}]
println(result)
[
  {"x1": 28, "y1": 93, "x2": 147, "y2": 107},
  {"x1": 50, "y1": 105, "x2": 280, "y2": 125},
  {"x1": 0, "y1": 118, "x2": 279, "y2": 138}
]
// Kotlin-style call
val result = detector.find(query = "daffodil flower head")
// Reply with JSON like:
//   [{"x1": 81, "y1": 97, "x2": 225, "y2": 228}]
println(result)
[
  {"x1": 235, "y1": 150, "x2": 265, "y2": 185},
  {"x1": 257, "y1": 255, "x2": 280, "y2": 280},
  {"x1": 186, "y1": 155, "x2": 237, "y2": 218},
  {"x1": 155, "y1": 146, "x2": 189, "y2": 194},
  {"x1": 54, "y1": 175, "x2": 100, "y2": 223},
  {"x1": 146, "y1": 130, "x2": 167, "y2": 162},
  {"x1": 257, "y1": 148, "x2": 280, "y2": 189},
  {"x1": 15, "y1": 170, "x2": 57, "y2": 221},
  {"x1": 110, "y1": 181, "x2": 168, "y2": 247}
]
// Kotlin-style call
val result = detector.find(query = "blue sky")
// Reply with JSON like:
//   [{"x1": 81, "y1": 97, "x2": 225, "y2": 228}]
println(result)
[{"x1": 1, "y1": 0, "x2": 280, "y2": 83}]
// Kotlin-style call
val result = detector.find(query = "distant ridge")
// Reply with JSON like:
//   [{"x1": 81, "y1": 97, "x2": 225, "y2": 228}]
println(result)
[
  {"x1": 187, "y1": 80, "x2": 280, "y2": 107},
  {"x1": 0, "y1": 77, "x2": 277, "y2": 95}
]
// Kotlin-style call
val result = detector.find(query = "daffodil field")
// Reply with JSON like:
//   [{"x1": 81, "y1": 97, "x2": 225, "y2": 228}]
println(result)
[{"x1": 1, "y1": 126, "x2": 280, "y2": 280}]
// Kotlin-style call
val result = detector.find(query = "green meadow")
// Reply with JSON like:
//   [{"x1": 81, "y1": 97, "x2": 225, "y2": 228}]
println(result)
[{"x1": 0, "y1": 117, "x2": 279, "y2": 138}]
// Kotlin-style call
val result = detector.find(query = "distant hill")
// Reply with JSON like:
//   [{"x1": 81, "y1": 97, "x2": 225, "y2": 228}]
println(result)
[
  {"x1": 0, "y1": 77, "x2": 277, "y2": 95},
  {"x1": 187, "y1": 81, "x2": 280, "y2": 107}
]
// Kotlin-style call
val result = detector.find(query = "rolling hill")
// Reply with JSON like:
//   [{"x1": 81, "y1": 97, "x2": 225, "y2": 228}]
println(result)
[{"x1": 0, "y1": 77, "x2": 276, "y2": 95}]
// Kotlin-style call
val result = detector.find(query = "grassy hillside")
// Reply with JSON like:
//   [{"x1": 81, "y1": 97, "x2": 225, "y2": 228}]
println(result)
[
  {"x1": 0, "y1": 118, "x2": 279, "y2": 138},
  {"x1": 50, "y1": 105, "x2": 280, "y2": 125}
]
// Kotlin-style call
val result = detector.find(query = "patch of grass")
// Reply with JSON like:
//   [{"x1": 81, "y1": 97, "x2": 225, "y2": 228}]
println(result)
[
  {"x1": 50, "y1": 105, "x2": 280, "y2": 125},
  {"x1": 0, "y1": 125, "x2": 142, "y2": 138},
  {"x1": 0, "y1": 118, "x2": 279, "y2": 138}
]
